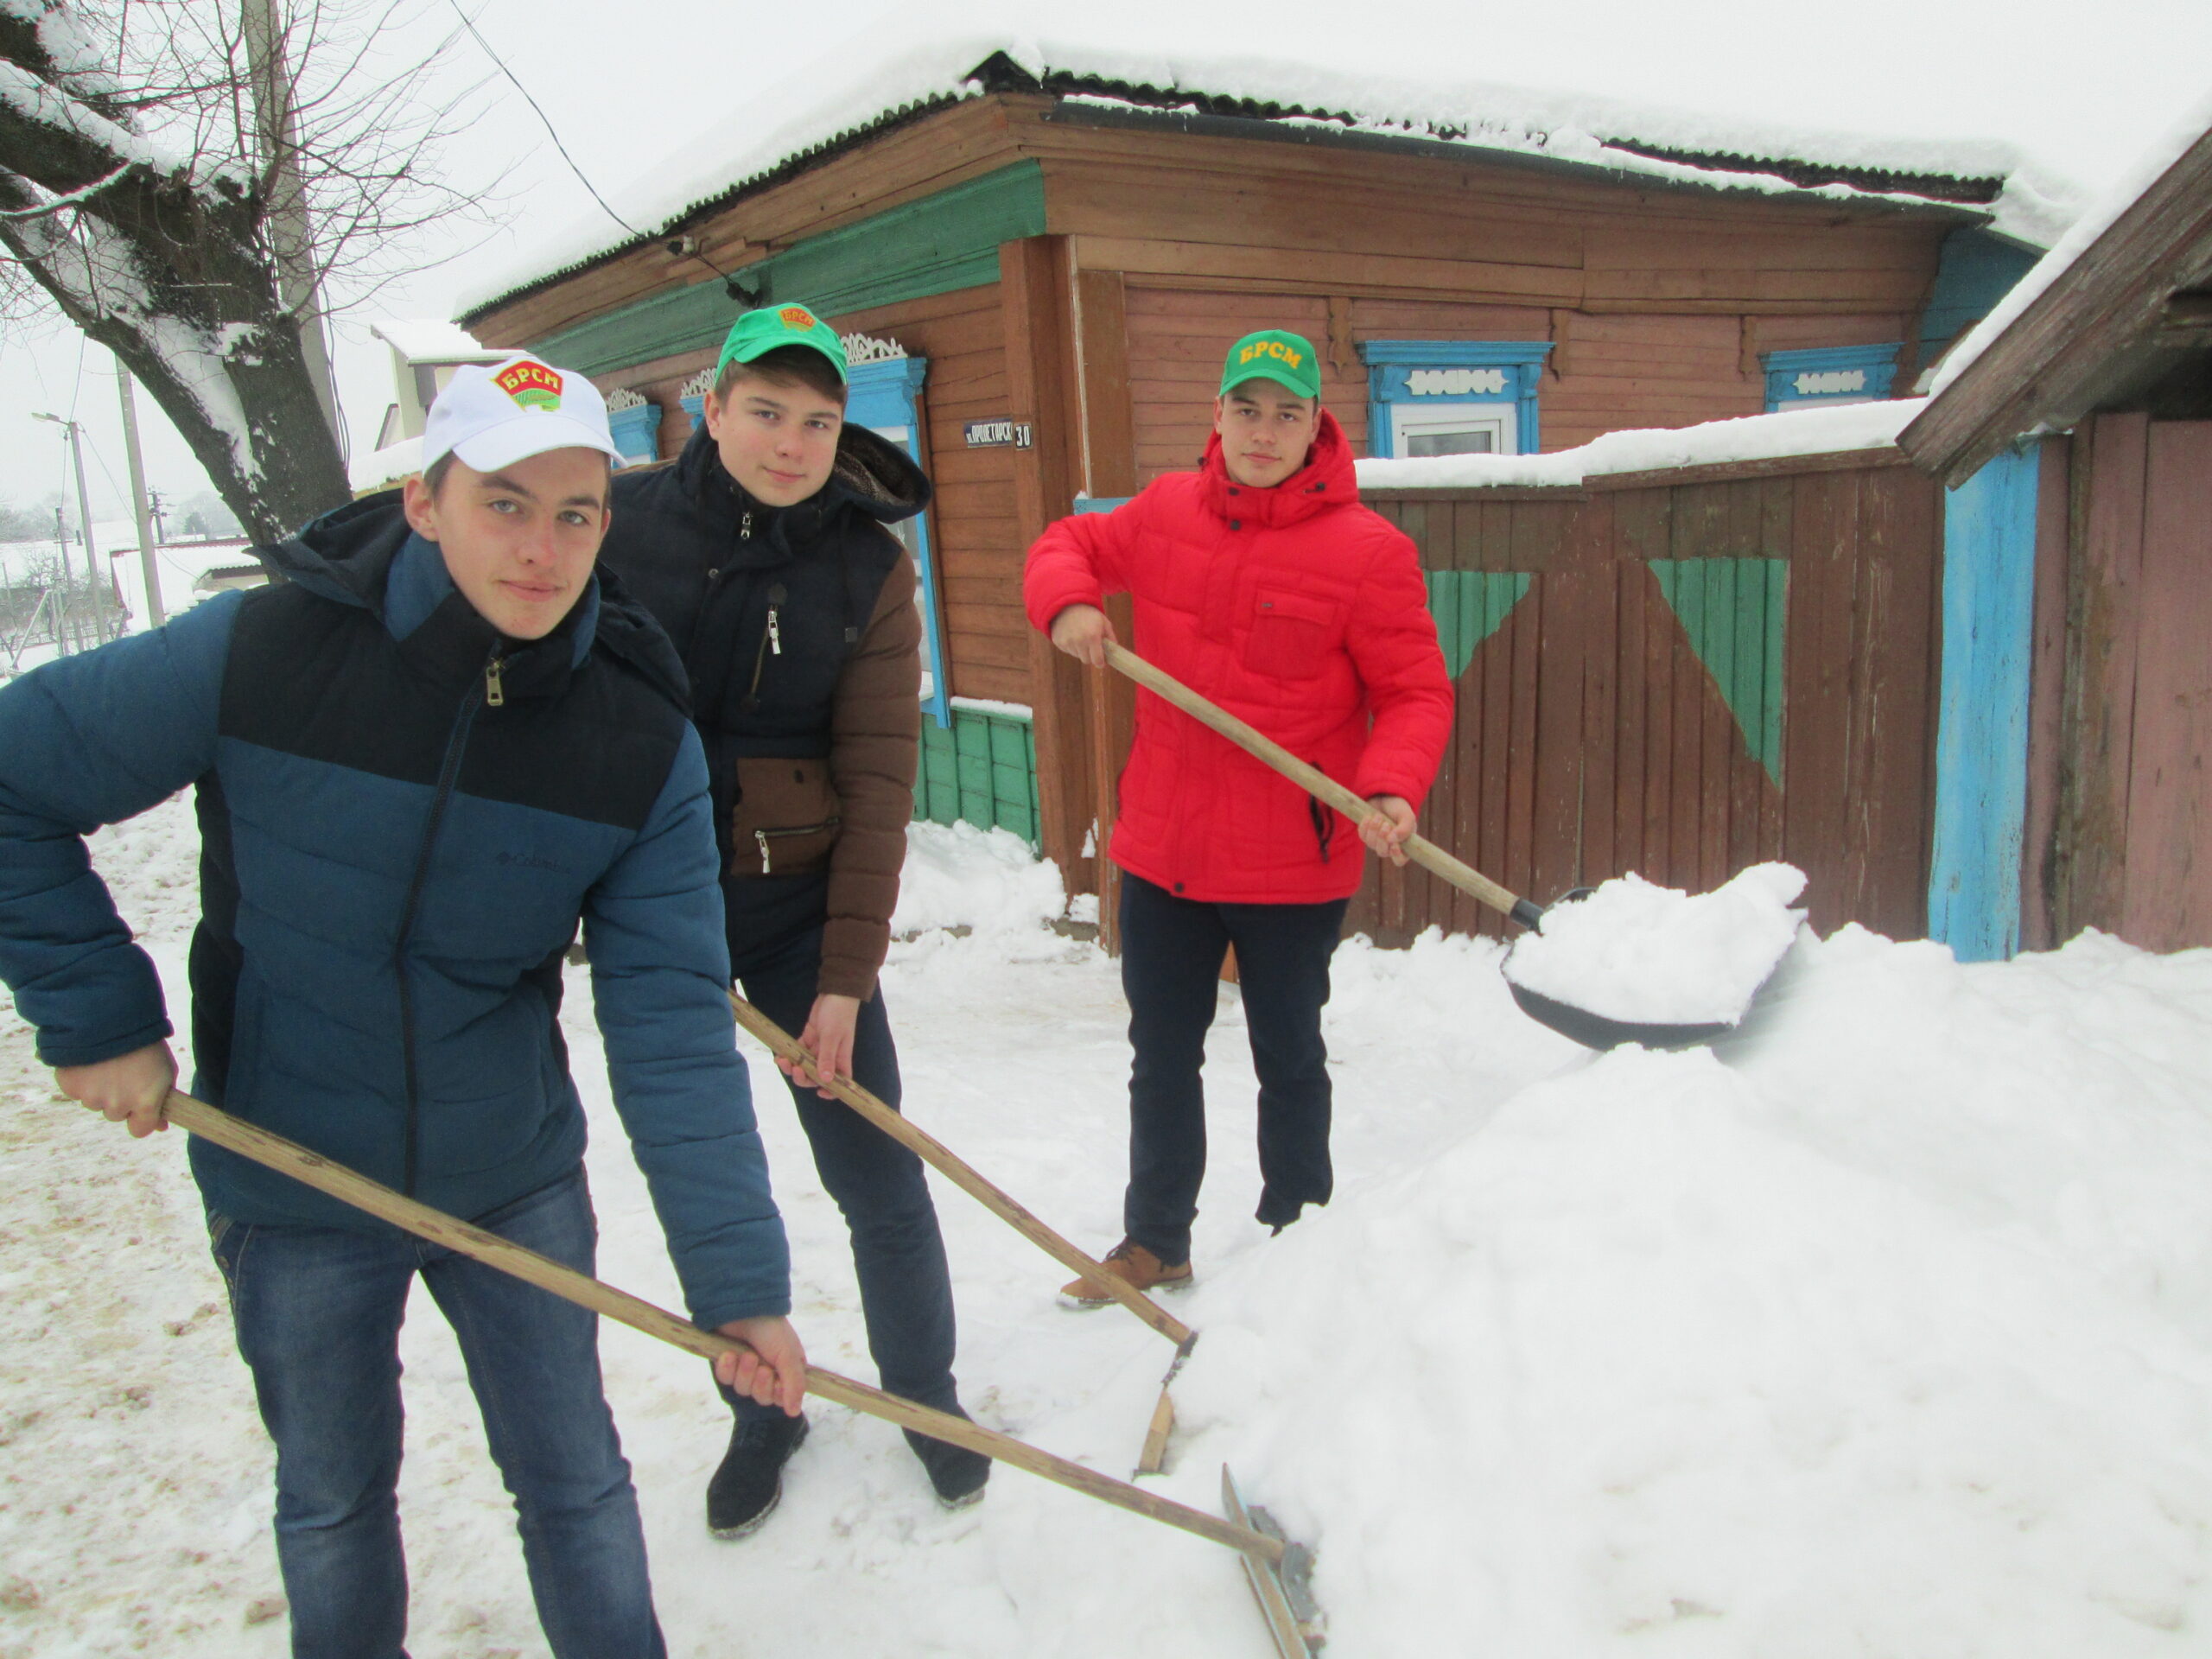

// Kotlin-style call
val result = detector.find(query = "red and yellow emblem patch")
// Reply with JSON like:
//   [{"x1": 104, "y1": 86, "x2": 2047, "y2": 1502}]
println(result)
[
  {"x1": 493, "y1": 359, "x2": 564, "y2": 411},
  {"x1": 777, "y1": 305, "x2": 820, "y2": 331}
]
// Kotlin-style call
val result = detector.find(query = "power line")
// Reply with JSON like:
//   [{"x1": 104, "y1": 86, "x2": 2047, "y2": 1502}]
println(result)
[
  {"x1": 445, "y1": 3, "x2": 754, "y2": 299},
  {"x1": 446, "y1": 3, "x2": 643, "y2": 239}
]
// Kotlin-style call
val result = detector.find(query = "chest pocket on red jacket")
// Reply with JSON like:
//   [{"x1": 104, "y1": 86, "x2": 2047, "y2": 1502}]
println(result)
[{"x1": 1243, "y1": 589, "x2": 1342, "y2": 679}]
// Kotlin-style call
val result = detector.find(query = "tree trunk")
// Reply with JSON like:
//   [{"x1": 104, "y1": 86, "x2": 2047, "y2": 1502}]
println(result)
[{"x1": 0, "y1": 5, "x2": 352, "y2": 544}]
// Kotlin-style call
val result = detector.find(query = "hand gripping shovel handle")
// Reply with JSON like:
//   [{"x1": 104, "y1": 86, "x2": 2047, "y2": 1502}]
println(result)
[
  {"x1": 157, "y1": 1089, "x2": 1281, "y2": 1566},
  {"x1": 727, "y1": 994, "x2": 1194, "y2": 1348},
  {"x1": 1104, "y1": 641, "x2": 1546, "y2": 930}
]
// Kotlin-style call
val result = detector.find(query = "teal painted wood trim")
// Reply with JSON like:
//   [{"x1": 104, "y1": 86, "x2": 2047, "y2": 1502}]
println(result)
[
  {"x1": 529, "y1": 162, "x2": 1048, "y2": 377},
  {"x1": 912, "y1": 705, "x2": 1039, "y2": 847},
  {"x1": 1928, "y1": 446, "x2": 2040, "y2": 962},
  {"x1": 1649, "y1": 558, "x2": 1789, "y2": 785},
  {"x1": 1921, "y1": 227, "x2": 2039, "y2": 366},
  {"x1": 1426, "y1": 570, "x2": 1530, "y2": 678}
]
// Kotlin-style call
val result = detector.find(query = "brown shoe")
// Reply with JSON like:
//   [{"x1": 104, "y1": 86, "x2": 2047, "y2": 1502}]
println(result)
[{"x1": 1058, "y1": 1238, "x2": 1193, "y2": 1309}]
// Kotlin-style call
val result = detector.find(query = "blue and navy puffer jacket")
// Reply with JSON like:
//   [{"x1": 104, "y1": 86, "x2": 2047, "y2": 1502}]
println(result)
[{"x1": 0, "y1": 494, "x2": 790, "y2": 1330}]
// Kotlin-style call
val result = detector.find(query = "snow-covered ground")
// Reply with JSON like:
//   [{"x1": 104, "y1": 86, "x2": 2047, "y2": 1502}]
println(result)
[{"x1": 9, "y1": 803, "x2": 2212, "y2": 1656}]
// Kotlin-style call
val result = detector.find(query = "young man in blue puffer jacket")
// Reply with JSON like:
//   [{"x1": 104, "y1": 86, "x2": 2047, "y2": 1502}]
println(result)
[{"x1": 0, "y1": 356, "x2": 804, "y2": 1659}]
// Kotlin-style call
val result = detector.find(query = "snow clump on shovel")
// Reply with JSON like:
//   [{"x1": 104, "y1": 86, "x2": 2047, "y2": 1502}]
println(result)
[{"x1": 1505, "y1": 862, "x2": 1808, "y2": 1027}]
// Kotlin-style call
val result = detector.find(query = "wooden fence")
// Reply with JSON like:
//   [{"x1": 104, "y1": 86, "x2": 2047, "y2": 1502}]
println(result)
[{"x1": 1344, "y1": 450, "x2": 1944, "y2": 945}]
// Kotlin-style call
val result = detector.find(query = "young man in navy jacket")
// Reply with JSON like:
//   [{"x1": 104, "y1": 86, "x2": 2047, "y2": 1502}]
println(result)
[{"x1": 0, "y1": 357, "x2": 803, "y2": 1659}]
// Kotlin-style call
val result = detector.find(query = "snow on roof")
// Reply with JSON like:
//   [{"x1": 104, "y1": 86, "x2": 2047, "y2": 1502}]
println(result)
[
  {"x1": 350, "y1": 435, "x2": 422, "y2": 494},
  {"x1": 1923, "y1": 90, "x2": 2212, "y2": 399},
  {"x1": 461, "y1": 21, "x2": 2084, "y2": 320},
  {"x1": 369, "y1": 318, "x2": 508, "y2": 365},
  {"x1": 1356, "y1": 398, "x2": 1921, "y2": 491}
]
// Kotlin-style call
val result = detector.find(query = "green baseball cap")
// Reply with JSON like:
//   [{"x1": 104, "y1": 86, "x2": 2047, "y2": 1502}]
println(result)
[
  {"x1": 715, "y1": 301, "x2": 849, "y2": 384},
  {"x1": 1220, "y1": 328, "x2": 1322, "y2": 400}
]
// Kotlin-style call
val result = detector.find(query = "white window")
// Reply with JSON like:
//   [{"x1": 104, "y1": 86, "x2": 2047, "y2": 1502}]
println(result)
[{"x1": 1389, "y1": 404, "x2": 1517, "y2": 459}]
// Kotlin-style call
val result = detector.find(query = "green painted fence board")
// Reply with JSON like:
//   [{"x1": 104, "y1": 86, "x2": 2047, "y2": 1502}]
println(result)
[
  {"x1": 1649, "y1": 557, "x2": 1789, "y2": 785},
  {"x1": 1427, "y1": 570, "x2": 1532, "y2": 678},
  {"x1": 530, "y1": 162, "x2": 1048, "y2": 377},
  {"x1": 912, "y1": 704, "x2": 1040, "y2": 847}
]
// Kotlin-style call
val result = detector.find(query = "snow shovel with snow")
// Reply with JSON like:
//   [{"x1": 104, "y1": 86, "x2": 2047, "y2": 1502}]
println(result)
[
  {"x1": 1104, "y1": 641, "x2": 1738, "y2": 1052},
  {"x1": 149, "y1": 1089, "x2": 1325, "y2": 1657}
]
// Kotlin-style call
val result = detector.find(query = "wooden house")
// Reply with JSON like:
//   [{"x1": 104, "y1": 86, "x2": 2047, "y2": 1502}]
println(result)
[
  {"x1": 458, "y1": 47, "x2": 2061, "y2": 918},
  {"x1": 1902, "y1": 120, "x2": 2212, "y2": 956}
]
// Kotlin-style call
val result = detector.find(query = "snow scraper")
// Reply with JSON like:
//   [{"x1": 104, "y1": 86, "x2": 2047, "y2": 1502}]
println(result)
[
  {"x1": 1106, "y1": 641, "x2": 1762, "y2": 1051},
  {"x1": 149, "y1": 1089, "x2": 1325, "y2": 1658}
]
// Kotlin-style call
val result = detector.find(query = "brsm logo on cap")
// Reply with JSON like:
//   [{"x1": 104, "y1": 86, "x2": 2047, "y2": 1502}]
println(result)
[
  {"x1": 1239, "y1": 340, "x2": 1305, "y2": 370},
  {"x1": 493, "y1": 359, "x2": 565, "y2": 411},
  {"x1": 777, "y1": 305, "x2": 820, "y2": 331}
]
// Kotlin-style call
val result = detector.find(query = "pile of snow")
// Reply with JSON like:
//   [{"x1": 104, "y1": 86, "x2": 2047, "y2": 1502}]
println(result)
[
  {"x1": 1358, "y1": 399, "x2": 1920, "y2": 492},
  {"x1": 891, "y1": 819, "x2": 1070, "y2": 937},
  {"x1": 1163, "y1": 924, "x2": 2212, "y2": 1656},
  {"x1": 25, "y1": 792, "x2": 2212, "y2": 1657},
  {"x1": 1505, "y1": 863, "x2": 1808, "y2": 1027},
  {"x1": 461, "y1": 14, "x2": 2081, "y2": 315}
]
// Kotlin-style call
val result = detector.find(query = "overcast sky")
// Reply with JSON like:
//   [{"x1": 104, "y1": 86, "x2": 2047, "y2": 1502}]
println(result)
[{"x1": 3, "y1": 0, "x2": 2209, "y2": 532}]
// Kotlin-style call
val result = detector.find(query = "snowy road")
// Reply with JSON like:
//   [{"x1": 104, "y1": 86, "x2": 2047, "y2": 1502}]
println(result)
[{"x1": 10, "y1": 798, "x2": 2212, "y2": 1656}]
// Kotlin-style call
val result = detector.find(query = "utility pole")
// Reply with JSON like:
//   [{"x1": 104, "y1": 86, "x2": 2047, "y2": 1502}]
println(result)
[
  {"x1": 33, "y1": 412, "x2": 105, "y2": 643},
  {"x1": 116, "y1": 368, "x2": 166, "y2": 627},
  {"x1": 147, "y1": 487, "x2": 169, "y2": 544},
  {"x1": 242, "y1": 0, "x2": 340, "y2": 448}
]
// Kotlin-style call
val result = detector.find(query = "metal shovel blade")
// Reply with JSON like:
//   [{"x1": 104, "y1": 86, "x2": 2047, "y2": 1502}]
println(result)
[
  {"x1": 1502, "y1": 886, "x2": 1756, "y2": 1052},
  {"x1": 1504, "y1": 982, "x2": 1738, "y2": 1052},
  {"x1": 1222, "y1": 1465, "x2": 1325, "y2": 1656}
]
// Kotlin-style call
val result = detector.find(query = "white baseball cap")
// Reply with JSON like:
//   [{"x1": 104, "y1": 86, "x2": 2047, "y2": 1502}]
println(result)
[{"x1": 420, "y1": 353, "x2": 627, "y2": 474}]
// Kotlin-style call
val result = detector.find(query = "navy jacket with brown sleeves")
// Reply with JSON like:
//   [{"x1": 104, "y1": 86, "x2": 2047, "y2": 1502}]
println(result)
[{"x1": 598, "y1": 420, "x2": 927, "y2": 1000}]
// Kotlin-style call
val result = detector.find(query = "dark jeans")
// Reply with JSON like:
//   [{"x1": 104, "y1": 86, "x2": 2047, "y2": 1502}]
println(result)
[
  {"x1": 209, "y1": 1169, "x2": 664, "y2": 1659},
  {"x1": 1120, "y1": 872, "x2": 1350, "y2": 1265},
  {"x1": 724, "y1": 881, "x2": 959, "y2": 1426}
]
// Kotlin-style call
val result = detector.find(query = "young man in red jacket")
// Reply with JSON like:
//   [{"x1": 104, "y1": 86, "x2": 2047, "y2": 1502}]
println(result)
[{"x1": 1025, "y1": 328, "x2": 1453, "y2": 1300}]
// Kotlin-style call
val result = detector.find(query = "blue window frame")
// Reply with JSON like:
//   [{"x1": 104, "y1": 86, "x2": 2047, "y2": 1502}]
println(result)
[
  {"x1": 846, "y1": 353, "x2": 952, "y2": 728},
  {"x1": 1760, "y1": 344, "x2": 1901, "y2": 412},
  {"x1": 1358, "y1": 340, "x2": 1552, "y2": 458}
]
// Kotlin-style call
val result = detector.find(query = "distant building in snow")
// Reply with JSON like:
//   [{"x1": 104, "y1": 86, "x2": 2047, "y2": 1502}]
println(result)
[
  {"x1": 352, "y1": 320, "x2": 509, "y2": 495},
  {"x1": 451, "y1": 38, "x2": 2075, "y2": 925}
]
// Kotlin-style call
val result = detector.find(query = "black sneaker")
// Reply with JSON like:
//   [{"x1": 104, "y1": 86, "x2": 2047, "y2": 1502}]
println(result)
[
  {"x1": 706, "y1": 1411, "x2": 809, "y2": 1540},
  {"x1": 905, "y1": 1409, "x2": 991, "y2": 1511}
]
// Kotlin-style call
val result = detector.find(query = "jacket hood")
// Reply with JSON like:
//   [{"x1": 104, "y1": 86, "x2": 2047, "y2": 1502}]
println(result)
[
  {"x1": 1198, "y1": 408, "x2": 1360, "y2": 530},
  {"x1": 255, "y1": 491, "x2": 691, "y2": 712},
  {"x1": 670, "y1": 416, "x2": 931, "y2": 552}
]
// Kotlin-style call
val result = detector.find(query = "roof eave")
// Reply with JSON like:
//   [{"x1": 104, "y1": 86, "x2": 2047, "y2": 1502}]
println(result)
[
  {"x1": 464, "y1": 73, "x2": 2007, "y2": 328},
  {"x1": 1902, "y1": 126, "x2": 2212, "y2": 487}
]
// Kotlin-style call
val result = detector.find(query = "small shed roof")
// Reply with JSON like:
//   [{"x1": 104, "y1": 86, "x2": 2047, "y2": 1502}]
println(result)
[
  {"x1": 461, "y1": 31, "x2": 2082, "y2": 322},
  {"x1": 1901, "y1": 106, "x2": 2212, "y2": 486}
]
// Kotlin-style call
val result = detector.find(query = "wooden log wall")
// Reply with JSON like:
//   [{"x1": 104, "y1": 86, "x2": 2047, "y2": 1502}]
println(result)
[
  {"x1": 2049, "y1": 414, "x2": 2212, "y2": 951},
  {"x1": 1121, "y1": 286, "x2": 1914, "y2": 476},
  {"x1": 1348, "y1": 455, "x2": 1942, "y2": 945}
]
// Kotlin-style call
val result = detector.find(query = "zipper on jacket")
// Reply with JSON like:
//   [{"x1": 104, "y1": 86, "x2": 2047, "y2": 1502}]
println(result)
[
  {"x1": 753, "y1": 818, "x2": 841, "y2": 874},
  {"x1": 740, "y1": 511, "x2": 753, "y2": 540},
  {"x1": 392, "y1": 645, "x2": 499, "y2": 1196},
  {"x1": 485, "y1": 653, "x2": 505, "y2": 707},
  {"x1": 738, "y1": 582, "x2": 787, "y2": 714}
]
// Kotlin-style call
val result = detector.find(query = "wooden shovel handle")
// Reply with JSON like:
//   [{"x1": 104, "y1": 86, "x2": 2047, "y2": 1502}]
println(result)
[
  {"x1": 159, "y1": 1090, "x2": 1280, "y2": 1565},
  {"x1": 728, "y1": 995, "x2": 1193, "y2": 1348},
  {"x1": 1104, "y1": 640, "x2": 1541, "y2": 926}
]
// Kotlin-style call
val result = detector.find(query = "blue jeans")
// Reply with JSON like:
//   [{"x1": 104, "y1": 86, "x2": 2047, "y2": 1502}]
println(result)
[
  {"x1": 209, "y1": 1168, "x2": 665, "y2": 1659},
  {"x1": 722, "y1": 886, "x2": 960, "y2": 1427}
]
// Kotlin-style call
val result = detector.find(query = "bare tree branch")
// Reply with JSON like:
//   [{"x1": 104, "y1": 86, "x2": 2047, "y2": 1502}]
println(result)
[{"x1": 0, "y1": 0, "x2": 492, "y2": 540}]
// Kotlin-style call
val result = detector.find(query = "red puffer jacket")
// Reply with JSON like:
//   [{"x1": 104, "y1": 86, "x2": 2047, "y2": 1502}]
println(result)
[{"x1": 1025, "y1": 410, "x2": 1452, "y2": 904}]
